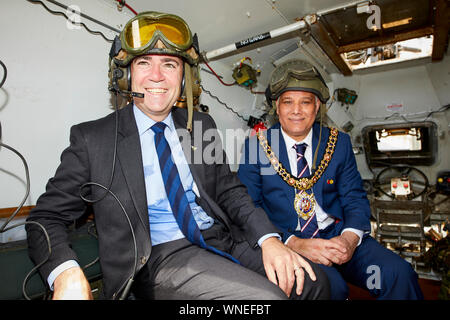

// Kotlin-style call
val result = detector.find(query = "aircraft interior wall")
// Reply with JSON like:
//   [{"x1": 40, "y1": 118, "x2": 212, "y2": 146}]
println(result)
[
  {"x1": 1, "y1": 1, "x2": 450, "y2": 207},
  {"x1": 332, "y1": 55, "x2": 450, "y2": 181}
]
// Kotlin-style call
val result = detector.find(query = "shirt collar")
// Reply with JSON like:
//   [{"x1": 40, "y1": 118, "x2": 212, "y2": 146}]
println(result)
[
  {"x1": 133, "y1": 104, "x2": 175, "y2": 136},
  {"x1": 280, "y1": 126, "x2": 313, "y2": 151}
]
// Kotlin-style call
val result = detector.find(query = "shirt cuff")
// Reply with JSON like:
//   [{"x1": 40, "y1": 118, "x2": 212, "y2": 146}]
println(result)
[
  {"x1": 284, "y1": 234, "x2": 295, "y2": 246},
  {"x1": 47, "y1": 260, "x2": 80, "y2": 290},
  {"x1": 341, "y1": 228, "x2": 364, "y2": 246},
  {"x1": 257, "y1": 233, "x2": 282, "y2": 247}
]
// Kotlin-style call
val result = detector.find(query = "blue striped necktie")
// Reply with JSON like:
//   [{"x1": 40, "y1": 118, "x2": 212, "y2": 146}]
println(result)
[
  {"x1": 151, "y1": 122, "x2": 239, "y2": 264},
  {"x1": 294, "y1": 143, "x2": 320, "y2": 238}
]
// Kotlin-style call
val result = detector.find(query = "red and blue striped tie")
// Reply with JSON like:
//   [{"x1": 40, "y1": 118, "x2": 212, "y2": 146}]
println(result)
[
  {"x1": 151, "y1": 122, "x2": 239, "y2": 264},
  {"x1": 294, "y1": 143, "x2": 320, "y2": 238}
]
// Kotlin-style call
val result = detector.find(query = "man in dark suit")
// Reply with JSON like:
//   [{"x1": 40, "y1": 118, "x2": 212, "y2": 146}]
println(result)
[
  {"x1": 26, "y1": 12, "x2": 329, "y2": 300},
  {"x1": 238, "y1": 59, "x2": 423, "y2": 299}
]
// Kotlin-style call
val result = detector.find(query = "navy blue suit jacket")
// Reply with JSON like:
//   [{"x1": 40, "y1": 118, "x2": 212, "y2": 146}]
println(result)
[{"x1": 238, "y1": 122, "x2": 371, "y2": 242}]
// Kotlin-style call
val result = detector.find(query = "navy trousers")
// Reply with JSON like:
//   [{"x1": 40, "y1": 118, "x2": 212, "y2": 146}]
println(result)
[{"x1": 317, "y1": 225, "x2": 424, "y2": 300}]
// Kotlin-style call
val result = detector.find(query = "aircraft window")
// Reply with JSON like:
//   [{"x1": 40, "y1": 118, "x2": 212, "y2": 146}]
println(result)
[
  {"x1": 362, "y1": 122, "x2": 437, "y2": 167},
  {"x1": 376, "y1": 128, "x2": 422, "y2": 152},
  {"x1": 343, "y1": 36, "x2": 433, "y2": 71}
]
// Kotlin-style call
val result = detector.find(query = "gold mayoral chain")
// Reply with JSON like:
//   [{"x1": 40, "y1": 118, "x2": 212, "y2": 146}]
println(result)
[{"x1": 256, "y1": 128, "x2": 338, "y2": 220}]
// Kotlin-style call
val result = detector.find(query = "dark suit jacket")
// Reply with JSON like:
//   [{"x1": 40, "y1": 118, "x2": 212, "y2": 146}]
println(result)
[
  {"x1": 26, "y1": 104, "x2": 278, "y2": 299},
  {"x1": 237, "y1": 122, "x2": 371, "y2": 243}
]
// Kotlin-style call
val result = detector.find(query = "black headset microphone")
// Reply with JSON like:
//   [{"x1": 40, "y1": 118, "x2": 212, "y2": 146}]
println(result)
[
  {"x1": 110, "y1": 68, "x2": 144, "y2": 98},
  {"x1": 108, "y1": 35, "x2": 144, "y2": 99},
  {"x1": 109, "y1": 65, "x2": 186, "y2": 98}
]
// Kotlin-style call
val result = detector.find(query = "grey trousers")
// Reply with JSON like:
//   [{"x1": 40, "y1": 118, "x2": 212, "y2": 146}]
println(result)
[{"x1": 131, "y1": 224, "x2": 330, "y2": 300}]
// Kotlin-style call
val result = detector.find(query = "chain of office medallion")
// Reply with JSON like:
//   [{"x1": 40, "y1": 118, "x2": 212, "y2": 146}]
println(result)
[{"x1": 256, "y1": 127, "x2": 338, "y2": 191}]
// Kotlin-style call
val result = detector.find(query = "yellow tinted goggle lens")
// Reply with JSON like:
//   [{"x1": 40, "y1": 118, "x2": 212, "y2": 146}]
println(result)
[{"x1": 124, "y1": 17, "x2": 190, "y2": 49}]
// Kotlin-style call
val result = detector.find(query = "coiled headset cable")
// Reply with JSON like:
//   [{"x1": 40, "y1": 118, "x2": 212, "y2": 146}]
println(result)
[
  {"x1": 0, "y1": 58, "x2": 53, "y2": 300},
  {"x1": 0, "y1": 141, "x2": 53, "y2": 300},
  {"x1": 78, "y1": 89, "x2": 138, "y2": 300}
]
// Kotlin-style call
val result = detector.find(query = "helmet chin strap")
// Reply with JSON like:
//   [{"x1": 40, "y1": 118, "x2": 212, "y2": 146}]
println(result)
[
  {"x1": 311, "y1": 103, "x2": 325, "y2": 172},
  {"x1": 184, "y1": 61, "x2": 194, "y2": 132}
]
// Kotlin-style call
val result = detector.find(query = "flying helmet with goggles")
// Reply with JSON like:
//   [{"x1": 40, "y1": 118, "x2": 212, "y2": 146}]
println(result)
[
  {"x1": 109, "y1": 11, "x2": 200, "y2": 130},
  {"x1": 266, "y1": 59, "x2": 330, "y2": 108},
  {"x1": 116, "y1": 11, "x2": 199, "y2": 66}
]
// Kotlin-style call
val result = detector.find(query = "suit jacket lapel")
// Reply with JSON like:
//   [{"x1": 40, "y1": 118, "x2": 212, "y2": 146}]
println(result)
[
  {"x1": 311, "y1": 122, "x2": 328, "y2": 204},
  {"x1": 267, "y1": 124, "x2": 296, "y2": 204},
  {"x1": 172, "y1": 107, "x2": 204, "y2": 186},
  {"x1": 115, "y1": 104, "x2": 150, "y2": 235}
]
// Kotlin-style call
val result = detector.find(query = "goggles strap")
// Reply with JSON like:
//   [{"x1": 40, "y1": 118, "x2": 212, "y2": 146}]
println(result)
[{"x1": 184, "y1": 62, "x2": 193, "y2": 132}]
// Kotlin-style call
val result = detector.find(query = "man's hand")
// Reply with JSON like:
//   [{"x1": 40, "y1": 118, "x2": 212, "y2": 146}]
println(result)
[
  {"x1": 286, "y1": 236, "x2": 348, "y2": 266},
  {"x1": 287, "y1": 231, "x2": 360, "y2": 267},
  {"x1": 328, "y1": 231, "x2": 359, "y2": 264},
  {"x1": 52, "y1": 267, "x2": 93, "y2": 300},
  {"x1": 260, "y1": 237, "x2": 316, "y2": 297}
]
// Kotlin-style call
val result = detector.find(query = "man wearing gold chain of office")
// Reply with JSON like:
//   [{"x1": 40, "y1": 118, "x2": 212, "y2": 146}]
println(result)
[{"x1": 238, "y1": 59, "x2": 423, "y2": 300}]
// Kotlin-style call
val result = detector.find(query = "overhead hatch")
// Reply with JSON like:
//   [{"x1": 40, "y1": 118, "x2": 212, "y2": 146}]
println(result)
[{"x1": 307, "y1": 0, "x2": 449, "y2": 75}]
